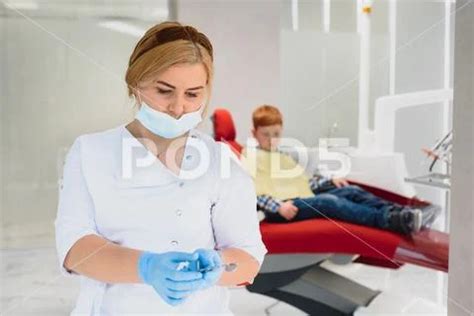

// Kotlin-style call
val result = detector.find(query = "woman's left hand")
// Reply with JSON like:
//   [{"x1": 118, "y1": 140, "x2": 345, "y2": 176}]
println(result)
[
  {"x1": 193, "y1": 248, "x2": 224, "y2": 288},
  {"x1": 332, "y1": 177, "x2": 350, "y2": 188}
]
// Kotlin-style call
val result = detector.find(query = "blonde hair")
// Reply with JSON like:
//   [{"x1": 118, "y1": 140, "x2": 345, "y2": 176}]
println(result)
[{"x1": 125, "y1": 21, "x2": 214, "y2": 112}]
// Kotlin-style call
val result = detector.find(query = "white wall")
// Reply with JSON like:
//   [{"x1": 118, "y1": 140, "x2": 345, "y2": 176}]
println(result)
[
  {"x1": 280, "y1": 30, "x2": 360, "y2": 146},
  {"x1": 392, "y1": 0, "x2": 453, "y2": 211},
  {"x1": 0, "y1": 16, "x2": 147, "y2": 227},
  {"x1": 280, "y1": 0, "x2": 391, "y2": 147},
  {"x1": 177, "y1": 0, "x2": 281, "y2": 144},
  {"x1": 394, "y1": 1, "x2": 448, "y2": 173}
]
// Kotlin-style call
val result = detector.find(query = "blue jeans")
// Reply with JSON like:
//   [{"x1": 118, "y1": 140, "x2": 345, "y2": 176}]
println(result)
[{"x1": 265, "y1": 185, "x2": 395, "y2": 229}]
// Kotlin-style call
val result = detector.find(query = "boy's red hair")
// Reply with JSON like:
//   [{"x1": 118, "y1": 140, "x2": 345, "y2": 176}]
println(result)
[{"x1": 252, "y1": 105, "x2": 283, "y2": 129}]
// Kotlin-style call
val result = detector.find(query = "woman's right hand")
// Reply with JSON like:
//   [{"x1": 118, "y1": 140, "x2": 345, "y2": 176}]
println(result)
[
  {"x1": 137, "y1": 251, "x2": 206, "y2": 306},
  {"x1": 278, "y1": 200, "x2": 299, "y2": 221}
]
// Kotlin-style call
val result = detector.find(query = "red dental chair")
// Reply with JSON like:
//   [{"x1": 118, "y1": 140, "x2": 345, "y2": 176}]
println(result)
[{"x1": 211, "y1": 108, "x2": 449, "y2": 316}]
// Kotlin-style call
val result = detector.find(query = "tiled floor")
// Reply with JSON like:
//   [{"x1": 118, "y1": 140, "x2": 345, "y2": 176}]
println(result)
[{"x1": 1, "y1": 221, "x2": 447, "y2": 315}]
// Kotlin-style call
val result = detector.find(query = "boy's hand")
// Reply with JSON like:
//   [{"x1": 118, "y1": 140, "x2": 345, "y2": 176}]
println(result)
[
  {"x1": 278, "y1": 201, "x2": 299, "y2": 220},
  {"x1": 332, "y1": 177, "x2": 349, "y2": 188}
]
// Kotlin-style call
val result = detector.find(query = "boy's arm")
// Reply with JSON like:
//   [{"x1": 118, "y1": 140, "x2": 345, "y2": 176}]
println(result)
[{"x1": 257, "y1": 194, "x2": 282, "y2": 214}]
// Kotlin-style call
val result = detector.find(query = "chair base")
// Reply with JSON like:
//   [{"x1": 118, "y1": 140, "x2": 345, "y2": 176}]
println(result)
[{"x1": 247, "y1": 262, "x2": 380, "y2": 316}]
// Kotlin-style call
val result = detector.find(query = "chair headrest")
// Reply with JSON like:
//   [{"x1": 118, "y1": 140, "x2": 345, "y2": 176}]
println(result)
[{"x1": 212, "y1": 108, "x2": 237, "y2": 142}]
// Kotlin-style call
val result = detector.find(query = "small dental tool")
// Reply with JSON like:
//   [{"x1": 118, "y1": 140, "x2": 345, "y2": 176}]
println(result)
[
  {"x1": 199, "y1": 262, "x2": 238, "y2": 273},
  {"x1": 176, "y1": 261, "x2": 238, "y2": 273}
]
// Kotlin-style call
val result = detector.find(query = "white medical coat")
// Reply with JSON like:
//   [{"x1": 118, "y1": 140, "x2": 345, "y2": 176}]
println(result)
[{"x1": 55, "y1": 125, "x2": 267, "y2": 315}]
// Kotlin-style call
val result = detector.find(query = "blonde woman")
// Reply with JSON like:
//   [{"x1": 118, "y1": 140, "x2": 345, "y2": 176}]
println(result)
[{"x1": 55, "y1": 21, "x2": 267, "y2": 314}]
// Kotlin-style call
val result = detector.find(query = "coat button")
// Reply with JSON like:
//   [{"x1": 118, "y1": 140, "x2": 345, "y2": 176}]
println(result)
[
  {"x1": 176, "y1": 209, "x2": 182, "y2": 217},
  {"x1": 178, "y1": 182, "x2": 184, "y2": 187},
  {"x1": 185, "y1": 155, "x2": 192, "y2": 160},
  {"x1": 171, "y1": 240, "x2": 179, "y2": 246}
]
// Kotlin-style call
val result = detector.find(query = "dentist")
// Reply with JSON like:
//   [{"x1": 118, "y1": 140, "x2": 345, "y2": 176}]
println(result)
[{"x1": 55, "y1": 21, "x2": 267, "y2": 315}]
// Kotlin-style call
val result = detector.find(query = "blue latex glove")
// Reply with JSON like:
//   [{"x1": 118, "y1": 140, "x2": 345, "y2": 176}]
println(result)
[
  {"x1": 193, "y1": 248, "x2": 224, "y2": 288},
  {"x1": 138, "y1": 251, "x2": 206, "y2": 306}
]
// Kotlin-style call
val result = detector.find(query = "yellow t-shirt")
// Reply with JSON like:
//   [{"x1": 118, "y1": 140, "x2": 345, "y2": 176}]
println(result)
[{"x1": 241, "y1": 147, "x2": 314, "y2": 200}]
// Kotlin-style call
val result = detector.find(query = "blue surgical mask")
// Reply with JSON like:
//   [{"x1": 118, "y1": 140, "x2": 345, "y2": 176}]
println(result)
[{"x1": 136, "y1": 102, "x2": 204, "y2": 139}]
